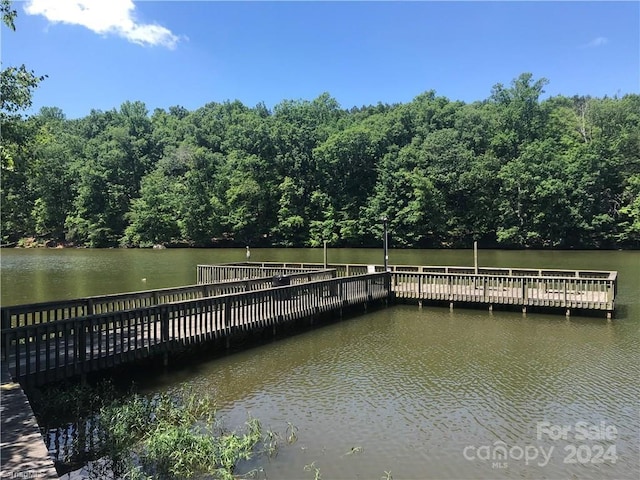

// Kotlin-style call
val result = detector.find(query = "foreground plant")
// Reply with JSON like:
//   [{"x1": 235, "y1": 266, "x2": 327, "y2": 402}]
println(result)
[{"x1": 94, "y1": 391, "x2": 266, "y2": 479}]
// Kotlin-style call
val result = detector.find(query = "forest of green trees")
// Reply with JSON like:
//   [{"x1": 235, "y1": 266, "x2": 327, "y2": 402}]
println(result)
[
  {"x1": 1, "y1": 5, "x2": 638, "y2": 249},
  {"x1": 2, "y1": 76, "x2": 639, "y2": 249}
]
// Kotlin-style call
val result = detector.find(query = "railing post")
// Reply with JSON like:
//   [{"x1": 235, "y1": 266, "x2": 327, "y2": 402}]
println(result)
[
  {"x1": 14, "y1": 329, "x2": 22, "y2": 380},
  {"x1": 3, "y1": 325, "x2": 10, "y2": 364},
  {"x1": 77, "y1": 318, "x2": 86, "y2": 365},
  {"x1": 365, "y1": 276, "x2": 370, "y2": 300},
  {"x1": 1, "y1": 308, "x2": 10, "y2": 330},
  {"x1": 483, "y1": 277, "x2": 488, "y2": 302},
  {"x1": 607, "y1": 280, "x2": 614, "y2": 308},
  {"x1": 160, "y1": 306, "x2": 170, "y2": 342},
  {"x1": 225, "y1": 301, "x2": 232, "y2": 332}
]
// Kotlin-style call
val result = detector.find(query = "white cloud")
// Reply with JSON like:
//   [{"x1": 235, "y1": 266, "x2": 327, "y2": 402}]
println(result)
[
  {"x1": 585, "y1": 37, "x2": 609, "y2": 48},
  {"x1": 24, "y1": 0, "x2": 181, "y2": 49}
]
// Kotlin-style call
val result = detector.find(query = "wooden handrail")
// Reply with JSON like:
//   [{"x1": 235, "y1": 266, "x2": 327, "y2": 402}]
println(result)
[
  {"x1": 221, "y1": 261, "x2": 616, "y2": 280},
  {"x1": 196, "y1": 265, "x2": 324, "y2": 284},
  {"x1": 391, "y1": 271, "x2": 616, "y2": 311},
  {"x1": 3, "y1": 273, "x2": 389, "y2": 385},
  {"x1": 1, "y1": 269, "x2": 336, "y2": 329}
]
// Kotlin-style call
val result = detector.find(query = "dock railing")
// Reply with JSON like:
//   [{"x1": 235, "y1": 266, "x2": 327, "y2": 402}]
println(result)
[
  {"x1": 1, "y1": 260, "x2": 619, "y2": 386},
  {"x1": 3, "y1": 272, "x2": 388, "y2": 385},
  {"x1": 392, "y1": 271, "x2": 616, "y2": 311},
  {"x1": 196, "y1": 264, "x2": 326, "y2": 284},
  {"x1": 1, "y1": 269, "x2": 336, "y2": 329},
  {"x1": 225, "y1": 262, "x2": 616, "y2": 313},
  {"x1": 228, "y1": 261, "x2": 616, "y2": 279}
]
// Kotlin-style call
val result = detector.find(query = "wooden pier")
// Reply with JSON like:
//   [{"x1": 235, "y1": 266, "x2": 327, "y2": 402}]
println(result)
[
  {"x1": 1, "y1": 267, "x2": 333, "y2": 329},
  {"x1": 201, "y1": 262, "x2": 617, "y2": 314},
  {"x1": 1, "y1": 262, "x2": 616, "y2": 388},
  {"x1": 2, "y1": 271, "x2": 388, "y2": 386},
  {"x1": 1, "y1": 366, "x2": 58, "y2": 479}
]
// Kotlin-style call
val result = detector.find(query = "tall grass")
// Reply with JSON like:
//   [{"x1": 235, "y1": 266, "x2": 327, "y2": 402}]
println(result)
[
  {"x1": 30, "y1": 381, "x2": 286, "y2": 479},
  {"x1": 94, "y1": 392, "x2": 266, "y2": 479}
]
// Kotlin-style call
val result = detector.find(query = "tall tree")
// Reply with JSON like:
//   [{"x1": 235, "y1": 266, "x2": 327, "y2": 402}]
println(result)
[
  {"x1": 1, "y1": 0, "x2": 46, "y2": 243},
  {"x1": 28, "y1": 108, "x2": 79, "y2": 239}
]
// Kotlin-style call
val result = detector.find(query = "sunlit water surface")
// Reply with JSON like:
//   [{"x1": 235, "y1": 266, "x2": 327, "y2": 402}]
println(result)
[{"x1": 2, "y1": 248, "x2": 638, "y2": 479}]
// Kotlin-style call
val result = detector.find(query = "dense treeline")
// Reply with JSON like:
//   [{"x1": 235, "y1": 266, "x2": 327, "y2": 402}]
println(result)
[{"x1": 1, "y1": 73, "x2": 639, "y2": 249}]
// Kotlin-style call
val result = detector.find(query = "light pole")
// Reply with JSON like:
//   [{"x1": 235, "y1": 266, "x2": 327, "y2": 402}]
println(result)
[
  {"x1": 323, "y1": 240, "x2": 328, "y2": 269},
  {"x1": 381, "y1": 217, "x2": 388, "y2": 272}
]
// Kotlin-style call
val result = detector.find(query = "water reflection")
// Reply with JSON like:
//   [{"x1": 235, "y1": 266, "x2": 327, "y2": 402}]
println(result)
[{"x1": 128, "y1": 306, "x2": 639, "y2": 479}]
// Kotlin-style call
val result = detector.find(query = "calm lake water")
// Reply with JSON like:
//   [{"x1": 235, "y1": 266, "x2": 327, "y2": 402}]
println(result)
[{"x1": 1, "y1": 248, "x2": 639, "y2": 479}]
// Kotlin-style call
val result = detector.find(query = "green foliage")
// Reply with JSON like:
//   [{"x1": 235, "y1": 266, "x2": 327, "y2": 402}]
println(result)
[
  {"x1": 3, "y1": 71, "x2": 638, "y2": 249},
  {"x1": 272, "y1": 176, "x2": 306, "y2": 246},
  {"x1": 123, "y1": 168, "x2": 183, "y2": 246},
  {"x1": 1, "y1": 0, "x2": 16, "y2": 30},
  {"x1": 618, "y1": 174, "x2": 640, "y2": 246},
  {"x1": 1, "y1": 2, "x2": 46, "y2": 243},
  {"x1": 31, "y1": 382, "x2": 290, "y2": 479},
  {"x1": 95, "y1": 391, "x2": 265, "y2": 479}
]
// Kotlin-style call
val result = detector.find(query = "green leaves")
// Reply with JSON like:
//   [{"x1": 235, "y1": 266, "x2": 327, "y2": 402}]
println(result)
[
  {"x1": 97, "y1": 391, "x2": 263, "y2": 479},
  {"x1": 1, "y1": 69, "x2": 638, "y2": 248}
]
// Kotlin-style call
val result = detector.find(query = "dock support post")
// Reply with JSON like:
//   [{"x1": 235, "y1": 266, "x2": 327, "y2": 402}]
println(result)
[
  {"x1": 607, "y1": 311, "x2": 612, "y2": 322},
  {"x1": 565, "y1": 308, "x2": 571, "y2": 317},
  {"x1": 522, "y1": 306, "x2": 527, "y2": 315},
  {"x1": 418, "y1": 299, "x2": 422, "y2": 309},
  {"x1": 489, "y1": 304, "x2": 493, "y2": 312},
  {"x1": 449, "y1": 302, "x2": 454, "y2": 311}
]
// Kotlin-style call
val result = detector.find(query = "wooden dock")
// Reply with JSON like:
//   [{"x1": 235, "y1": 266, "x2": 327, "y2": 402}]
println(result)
[
  {"x1": 201, "y1": 262, "x2": 617, "y2": 314},
  {"x1": 1, "y1": 366, "x2": 58, "y2": 479},
  {"x1": 2, "y1": 272, "x2": 388, "y2": 386},
  {"x1": 1, "y1": 262, "x2": 617, "y2": 388}
]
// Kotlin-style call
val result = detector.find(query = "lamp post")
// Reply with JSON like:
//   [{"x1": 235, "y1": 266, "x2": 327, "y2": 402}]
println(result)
[
  {"x1": 323, "y1": 240, "x2": 328, "y2": 269},
  {"x1": 380, "y1": 217, "x2": 388, "y2": 272}
]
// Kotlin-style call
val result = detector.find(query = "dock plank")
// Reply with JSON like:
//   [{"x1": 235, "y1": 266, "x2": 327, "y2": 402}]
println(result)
[{"x1": 1, "y1": 367, "x2": 58, "y2": 479}]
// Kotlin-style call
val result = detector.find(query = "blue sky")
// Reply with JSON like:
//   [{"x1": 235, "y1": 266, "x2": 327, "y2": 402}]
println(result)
[{"x1": 2, "y1": 1, "x2": 638, "y2": 119}]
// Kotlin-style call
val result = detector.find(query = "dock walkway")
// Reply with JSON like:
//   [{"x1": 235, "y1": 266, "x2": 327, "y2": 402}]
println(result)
[
  {"x1": 2, "y1": 263, "x2": 617, "y2": 388},
  {"x1": 3, "y1": 272, "x2": 388, "y2": 386},
  {"x1": 1, "y1": 366, "x2": 58, "y2": 479}
]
